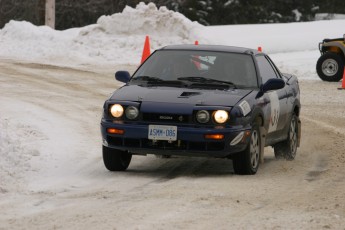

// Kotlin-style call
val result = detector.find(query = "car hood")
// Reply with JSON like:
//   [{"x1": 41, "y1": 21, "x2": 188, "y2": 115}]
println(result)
[{"x1": 110, "y1": 85, "x2": 252, "y2": 113}]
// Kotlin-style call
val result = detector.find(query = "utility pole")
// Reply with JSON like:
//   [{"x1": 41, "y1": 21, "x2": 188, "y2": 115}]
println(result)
[{"x1": 45, "y1": 0, "x2": 55, "y2": 29}]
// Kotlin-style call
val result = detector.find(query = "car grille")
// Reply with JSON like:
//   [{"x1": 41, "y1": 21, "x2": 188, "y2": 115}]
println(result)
[
  {"x1": 142, "y1": 113, "x2": 190, "y2": 123},
  {"x1": 107, "y1": 136, "x2": 225, "y2": 151}
]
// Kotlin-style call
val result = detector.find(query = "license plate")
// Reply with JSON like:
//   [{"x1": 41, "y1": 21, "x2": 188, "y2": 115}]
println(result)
[{"x1": 148, "y1": 125, "x2": 177, "y2": 141}]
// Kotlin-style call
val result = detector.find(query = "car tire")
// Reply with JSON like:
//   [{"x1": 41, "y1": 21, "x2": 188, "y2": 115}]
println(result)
[
  {"x1": 103, "y1": 145, "x2": 132, "y2": 171},
  {"x1": 232, "y1": 126, "x2": 261, "y2": 175},
  {"x1": 274, "y1": 114, "x2": 298, "y2": 160},
  {"x1": 316, "y1": 52, "x2": 344, "y2": 82}
]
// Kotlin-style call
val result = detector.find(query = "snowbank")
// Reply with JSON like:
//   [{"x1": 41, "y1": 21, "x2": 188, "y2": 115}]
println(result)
[
  {"x1": 96, "y1": 2, "x2": 201, "y2": 39},
  {"x1": 0, "y1": 2, "x2": 202, "y2": 66},
  {"x1": 74, "y1": 2, "x2": 202, "y2": 65}
]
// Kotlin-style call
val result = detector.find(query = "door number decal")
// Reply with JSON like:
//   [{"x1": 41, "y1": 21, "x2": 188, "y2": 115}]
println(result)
[{"x1": 268, "y1": 92, "x2": 280, "y2": 133}]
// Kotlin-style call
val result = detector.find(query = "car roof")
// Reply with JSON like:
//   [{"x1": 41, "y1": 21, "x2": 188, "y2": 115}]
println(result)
[{"x1": 160, "y1": 44, "x2": 262, "y2": 55}]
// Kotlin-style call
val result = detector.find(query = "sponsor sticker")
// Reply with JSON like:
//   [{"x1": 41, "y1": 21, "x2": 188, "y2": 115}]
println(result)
[
  {"x1": 239, "y1": 100, "x2": 251, "y2": 116},
  {"x1": 268, "y1": 92, "x2": 280, "y2": 133}
]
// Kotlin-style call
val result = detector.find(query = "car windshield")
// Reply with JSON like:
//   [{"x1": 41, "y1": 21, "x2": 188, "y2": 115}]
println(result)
[{"x1": 132, "y1": 50, "x2": 258, "y2": 88}]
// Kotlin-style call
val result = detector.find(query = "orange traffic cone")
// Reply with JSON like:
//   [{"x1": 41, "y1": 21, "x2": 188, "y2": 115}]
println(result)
[
  {"x1": 338, "y1": 67, "x2": 345, "y2": 90},
  {"x1": 141, "y1": 36, "x2": 151, "y2": 64}
]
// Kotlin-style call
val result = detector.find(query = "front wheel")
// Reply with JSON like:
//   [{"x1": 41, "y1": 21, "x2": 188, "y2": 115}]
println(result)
[
  {"x1": 274, "y1": 114, "x2": 298, "y2": 160},
  {"x1": 232, "y1": 126, "x2": 261, "y2": 175},
  {"x1": 316, "y1": 52, "x2": 344, "y2": 82},
  {"x1": 103, "y1": 146, "x2": 132, "y2": 171}
]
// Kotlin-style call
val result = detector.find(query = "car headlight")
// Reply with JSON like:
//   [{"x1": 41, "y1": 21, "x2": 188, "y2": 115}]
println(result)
[
  {"x1": 196, "y1": 110, "x2": 210, "y2": 123},
  {"x1": 214, "y1": 110, "x2": 228, "y2": 124},
  {"x1": 110, "y1": 104, "x2": 124, "y2": 118},
  {"x1": 125, "y1": 106, "x2": 139, "y2": 120}
]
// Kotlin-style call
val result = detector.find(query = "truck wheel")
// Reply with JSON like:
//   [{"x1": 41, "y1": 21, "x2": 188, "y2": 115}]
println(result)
[
  {"x1": 232, "y1": 126, "x2": 261, "y2": 175},
  {"x1": 274, "y1": 114, "x2": 298, "y2": 160},
  {"x1": 316, "y1": 52, "x2": 344, "y2": 82},
  {"x1": 103, "y1": 145, "x2": 132, "y2": 171}
]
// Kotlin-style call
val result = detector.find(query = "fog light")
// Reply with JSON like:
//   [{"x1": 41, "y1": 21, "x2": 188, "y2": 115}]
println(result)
[
  {"x1": 125, "y1": 106, "x2": 139, "y2": 120},
  {"x1": 196, "y1": 110, "x2": 210, "y2": 123}
]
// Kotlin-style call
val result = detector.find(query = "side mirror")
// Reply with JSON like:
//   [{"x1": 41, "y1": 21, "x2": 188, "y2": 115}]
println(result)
[
  {"x1": 261, "y1": 78, "x2": 285, "y2": 93},
  {"x1": 115, "y1": 71, "x2": 131, "y2": 83}
]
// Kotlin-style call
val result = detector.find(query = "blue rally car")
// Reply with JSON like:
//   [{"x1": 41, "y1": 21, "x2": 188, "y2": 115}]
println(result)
[{"x1": 100, "y1": 45, "x2": 301, "y2": 175}]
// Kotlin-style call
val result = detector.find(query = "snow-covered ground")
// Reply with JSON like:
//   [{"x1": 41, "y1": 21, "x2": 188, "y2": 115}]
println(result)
[{"x1": 1, "y1": 2, "x2": 345, "y2": 229}]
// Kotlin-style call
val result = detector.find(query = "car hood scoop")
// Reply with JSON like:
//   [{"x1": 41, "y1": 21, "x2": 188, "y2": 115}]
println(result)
[{"x1": 179, "y1": 91, "x2": 201, "y2": 97}]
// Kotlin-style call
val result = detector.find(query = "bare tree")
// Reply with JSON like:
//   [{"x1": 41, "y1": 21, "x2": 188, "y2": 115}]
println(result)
[{"x1": 45, "y1": 0, "x2": 55, "y2": 28}]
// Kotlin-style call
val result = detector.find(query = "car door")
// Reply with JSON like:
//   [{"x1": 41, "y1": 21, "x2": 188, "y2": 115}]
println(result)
[{"x1": 256, "y1": 55, "x2": 289, "y2": 138}]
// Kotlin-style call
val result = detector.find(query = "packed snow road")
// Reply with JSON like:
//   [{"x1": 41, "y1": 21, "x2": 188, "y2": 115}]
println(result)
[{"x1": 1, "y1": 60, "x2": 345, "y2": 229}]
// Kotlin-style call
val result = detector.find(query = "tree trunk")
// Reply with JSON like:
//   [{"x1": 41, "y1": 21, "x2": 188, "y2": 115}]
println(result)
[{"x1": 45, "y1": 0, "x2": 55, "y2": 29}]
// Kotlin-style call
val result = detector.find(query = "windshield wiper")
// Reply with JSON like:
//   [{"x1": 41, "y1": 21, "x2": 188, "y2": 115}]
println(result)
[
  {"x1": 132, "y1": 75, "x2": 188, "y2": 87},
  {"x1": 178, "y1": 76, "x2": 236, "y2": 87},
  {"x1": 132, "y1": 76, "x2": 163, "y2": 82}
]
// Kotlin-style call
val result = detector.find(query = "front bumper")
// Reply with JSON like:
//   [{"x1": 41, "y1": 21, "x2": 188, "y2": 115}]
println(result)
[{"x1": 100, "y1": 120, "x2": 251, "y2": 158}]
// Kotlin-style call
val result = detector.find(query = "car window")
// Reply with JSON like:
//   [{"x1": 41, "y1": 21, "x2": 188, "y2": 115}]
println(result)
[
  {"x1": 266, "y1": 56, "x2": 282, "y2": 77},
  {"x1": 256, "y1": 56, "x2": 279, "y2": 83},
  {"x1": 133, "y1": 50, "x2": 258, "y2": 88}
]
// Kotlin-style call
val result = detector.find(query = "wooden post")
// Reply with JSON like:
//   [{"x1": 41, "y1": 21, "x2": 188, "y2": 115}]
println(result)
[{"x1": 45, "y1": 0, "x2": 55, "y2": 29}]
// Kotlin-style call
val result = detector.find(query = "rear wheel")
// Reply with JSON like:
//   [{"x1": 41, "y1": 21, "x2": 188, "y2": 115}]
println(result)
[
  {"x1": 274, "y1": 114, "x2": 298, "y2": 160},
  {"x1": 103, "y1": 145, "x2": 132, "y2": 171},
  {"x1": 316, "y1": 52, "x2": 344, "y2": 82},
  {"x1": 233, "y1": 126, "x2": 261, "y2": 175}
]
